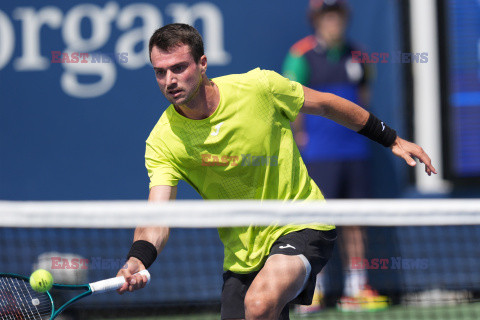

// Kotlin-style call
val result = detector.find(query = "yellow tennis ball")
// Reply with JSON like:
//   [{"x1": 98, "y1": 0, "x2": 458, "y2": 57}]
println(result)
[{"x1": 30, "y1": 269, "x2": 53, "y2": 293}]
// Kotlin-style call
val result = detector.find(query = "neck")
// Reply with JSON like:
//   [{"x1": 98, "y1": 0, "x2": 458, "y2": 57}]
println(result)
[{"x1": 174, "y1": 75, "x2": 219, "y2": 120}]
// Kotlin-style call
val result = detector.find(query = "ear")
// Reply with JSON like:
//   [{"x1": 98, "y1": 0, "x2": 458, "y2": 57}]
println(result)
[{"x1": 199, "y1": 55, "x2": 207, "y2": 74}]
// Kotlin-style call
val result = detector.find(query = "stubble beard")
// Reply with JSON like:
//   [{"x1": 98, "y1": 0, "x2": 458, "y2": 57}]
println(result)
[{"x1": 172, "y1": 72, "x2": 204, "y2": 109}]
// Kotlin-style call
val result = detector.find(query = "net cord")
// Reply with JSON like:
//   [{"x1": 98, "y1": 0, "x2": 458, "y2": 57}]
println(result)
[{"x1": 0, "y1": 199, "x2": 479, "y2": 228}]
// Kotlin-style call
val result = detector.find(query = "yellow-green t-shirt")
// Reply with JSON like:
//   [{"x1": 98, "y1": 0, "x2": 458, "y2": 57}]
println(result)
[{"x1": 145, "y1": 68, "x2": 334, "y2": 273}]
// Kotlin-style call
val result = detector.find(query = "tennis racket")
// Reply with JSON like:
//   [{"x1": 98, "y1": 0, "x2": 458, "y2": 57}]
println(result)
[{"x1": 0, "y1": 270, "x2": 150, "y2": 320}]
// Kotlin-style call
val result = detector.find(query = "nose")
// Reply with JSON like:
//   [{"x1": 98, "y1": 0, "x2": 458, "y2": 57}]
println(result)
[{"x1": 166, "y1": 69, "x2": 177, "y2": 87}]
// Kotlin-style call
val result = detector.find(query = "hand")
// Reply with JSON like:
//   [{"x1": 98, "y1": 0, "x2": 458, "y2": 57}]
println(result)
[
  {"x1": 116, "y1": 257, "x2": 149, "y2": 294},
  {"x1": 390, "y1": 137, "x2": 437, "y2": 176}
]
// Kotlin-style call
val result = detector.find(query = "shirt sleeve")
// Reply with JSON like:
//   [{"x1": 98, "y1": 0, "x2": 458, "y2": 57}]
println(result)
[
  {"x1": 262, "y1": 69, "x2": 305, "y2": 122},
  {"x1": 145, "y1": 140, "x2": 181, "y2": 189}
]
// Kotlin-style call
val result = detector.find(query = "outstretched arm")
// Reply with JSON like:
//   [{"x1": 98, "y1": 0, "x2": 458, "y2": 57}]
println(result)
[
  {"x1": 300, "y1": 86, "x2": 437, "y2": 176},
  {"x1": 117, "y1": 185, "x2": 177, "y2": 294}
]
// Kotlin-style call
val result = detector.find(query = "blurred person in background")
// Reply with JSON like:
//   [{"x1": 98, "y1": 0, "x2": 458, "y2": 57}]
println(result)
[{"x1": 283, "y1": 0, "x2": 387, "y2": 312}]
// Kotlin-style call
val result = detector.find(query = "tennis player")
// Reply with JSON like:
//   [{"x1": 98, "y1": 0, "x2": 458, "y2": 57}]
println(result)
[{"x1": 117, "y1": 23, "x2": 436, "y2": 320}]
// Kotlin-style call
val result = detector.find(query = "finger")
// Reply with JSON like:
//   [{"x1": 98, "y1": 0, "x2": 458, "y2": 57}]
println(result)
[
  {"x1": 423, "y1": 161, "x2": 435, "y2": 176},
  {"x1": 133, "y1": 274, "x2": 146, "y2": 290},
  {"x1": 141, "y1": 275, "x2": 148, "y2": 288},
  {"x1": 403, "y1": 153, "x2": 416, "y2": 167},
  {"x1": 425, "y1": 165, "x2": 431, "y2": 176},
  {"x1": 116, "y1": 269, "x2": 132, "y2": 294},
  {"x1": 421, "y1": 158, "x2": 436, "y2": 175},
  {"x1": 428, "y1": 162, "x2": 437, "y2": 174},
  {"x1": 130, "y1": 275, "x2": 144, "y2": 291},
  {"x1": 124, "y1": 274, "x2": 133, "y2": 288},
  {"x1": 413, "y1": 148, "x2": 437, "y2": 175},
  {"x1": 129, "y1": 277, "x2": 136, "y2": 286},
  {"x1": 132, "y1": 275, "x2": 140, "y2": 290},
  {"x1": 128, "y1": 276, "x2": 137, "y2": 292},
  {"x1": 416, "y1": 155, "x2": 436, "y2": 175},
  {"x1": 117, "y1": 287, "x2": 123, "y2": 295},
  {"x1": 138, "y1": 275, "x2": 145, "y2": 289},
  {"x1": 117, "y1": 282, "x2": 128, "y2": 295}
]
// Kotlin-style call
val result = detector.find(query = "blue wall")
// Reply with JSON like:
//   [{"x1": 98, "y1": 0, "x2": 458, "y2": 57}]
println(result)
[
  {"x1": 0, "y1": 0, "x2": 404, "y2": 200},
  {"x1": 1, "y1": 1, "x2": 479, "y2": 307}
]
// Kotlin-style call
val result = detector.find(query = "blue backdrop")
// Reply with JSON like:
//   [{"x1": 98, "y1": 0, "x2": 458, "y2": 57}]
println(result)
[
  {"x1": 6, "y1": 0, "x2": 468, "y2": 309},
  {"x1": 0, "y1": 0, "x2": 405, "y2": 200}
]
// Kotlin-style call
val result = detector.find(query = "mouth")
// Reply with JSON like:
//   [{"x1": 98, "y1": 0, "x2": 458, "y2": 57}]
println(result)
[{"x1": 168, "y1": 89, "x2": 183, "y2": 99}]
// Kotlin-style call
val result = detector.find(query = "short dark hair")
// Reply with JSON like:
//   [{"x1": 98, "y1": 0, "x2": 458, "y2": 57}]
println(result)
[
  {"x1": 148, "y1": 23, "x2": 204, "y2": 63},
  {"x1": 309, "y1": 0, "x2": 349, "y2": 25}
]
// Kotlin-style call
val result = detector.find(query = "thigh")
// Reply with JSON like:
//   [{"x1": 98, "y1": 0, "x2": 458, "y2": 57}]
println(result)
[
  {"x1": 245, "y1": 254, "x2": 306, "y2": 319},
  {"x1": 246, "y1": 229, "x2": 337, "y2": 308},
  {"x1": 268, "y1": 229, "x2": 337, "y2": 305}
]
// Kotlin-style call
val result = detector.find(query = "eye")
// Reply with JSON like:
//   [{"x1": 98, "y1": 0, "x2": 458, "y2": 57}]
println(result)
[
  {"x1": 155, "y1": 69, "x2": 165, "y2": 76},
  {"x1": 172, "y1": 65, "x2": 186, "y2": 73}
]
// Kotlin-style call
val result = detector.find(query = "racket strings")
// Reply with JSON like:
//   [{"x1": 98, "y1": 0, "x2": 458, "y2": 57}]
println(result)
[{"x1": 0, "y1": 277, "x2": 51, "y2": 320}]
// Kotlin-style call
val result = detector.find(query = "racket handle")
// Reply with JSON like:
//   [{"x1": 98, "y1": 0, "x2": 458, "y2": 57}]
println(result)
[{"x1": 90, "y1": 270, "x2": 151, "y2": 294}]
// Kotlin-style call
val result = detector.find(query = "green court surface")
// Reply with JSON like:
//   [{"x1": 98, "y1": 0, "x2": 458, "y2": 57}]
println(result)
[{"x1": 91, "y1": 302, "x2": 480, "y2": 320}]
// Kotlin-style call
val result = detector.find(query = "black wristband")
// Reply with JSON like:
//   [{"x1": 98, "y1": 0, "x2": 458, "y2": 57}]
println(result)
[
  {"x1": 357, "y1": 113, "x2": 397, "y2": 147},
  {"x1": 127, "y1": 240, "x2": 157, "y2": 269}
]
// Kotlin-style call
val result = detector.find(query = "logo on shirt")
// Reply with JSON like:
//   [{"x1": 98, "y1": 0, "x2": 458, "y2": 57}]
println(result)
[
  {"x1": 211, "y1": 122, "x2": 224, "y2": 136},
  {"x1": 201, "y1": 153, "x2": 278, "y2": 167},
  {"x1": 381, "y1": 122, "x2": 385, "y2": 132}
]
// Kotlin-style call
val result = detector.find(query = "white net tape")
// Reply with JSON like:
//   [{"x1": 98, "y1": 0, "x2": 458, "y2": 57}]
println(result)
[{"x1": 1, "y1": 199, "x2": 479, "y2": 228}]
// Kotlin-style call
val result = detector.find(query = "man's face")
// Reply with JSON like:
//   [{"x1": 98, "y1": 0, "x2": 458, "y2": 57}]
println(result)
[
  {"x1": 315, "y1": 11, "x2": 347, "y2": 44},
  {"x1": 151, "y1": 44, "x2": 206, "y2": 106}
]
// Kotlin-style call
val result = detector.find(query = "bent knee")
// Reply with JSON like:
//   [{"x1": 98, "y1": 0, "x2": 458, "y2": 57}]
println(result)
[{"x1": 244, "y1": 293, "x2": 277, "y2": 320}]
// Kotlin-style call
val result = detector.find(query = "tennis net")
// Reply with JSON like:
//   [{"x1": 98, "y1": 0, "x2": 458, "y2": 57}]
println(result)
[{"x1": 1, "y1": 199, "x2": 479, "y2": 320}]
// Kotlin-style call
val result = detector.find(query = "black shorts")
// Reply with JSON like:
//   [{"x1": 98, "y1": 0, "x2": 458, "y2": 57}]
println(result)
[{"x1": 221, "y1": 228, "x2": 337, "y2": 320}]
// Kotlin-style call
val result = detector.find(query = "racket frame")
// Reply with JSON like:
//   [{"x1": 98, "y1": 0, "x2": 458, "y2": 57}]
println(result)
[{"x1": 1, "y1": 272, "x2": 92, "y2": 320}]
